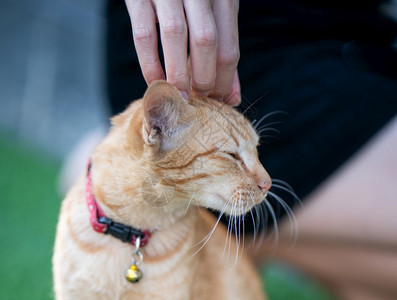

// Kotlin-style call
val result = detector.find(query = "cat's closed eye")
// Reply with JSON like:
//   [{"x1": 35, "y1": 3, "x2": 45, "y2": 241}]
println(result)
[{"x1": 224, "y1": 152, "x2": 241, "y2": 161}]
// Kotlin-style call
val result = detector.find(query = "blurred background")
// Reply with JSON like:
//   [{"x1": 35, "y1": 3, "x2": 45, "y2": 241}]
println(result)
[
  {"x1": 0, "y1": 0, "x2": 396, "y2": 300},
  {"x1": 0, "y1": 0, "x2": 108, "y2": 299},
  {"x1": 0, "y1": 0, "x2": 108, "y2": 159}
]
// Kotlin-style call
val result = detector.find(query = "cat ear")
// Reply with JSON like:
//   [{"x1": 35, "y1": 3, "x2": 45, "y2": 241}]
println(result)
[{"x1": 142, "y1": 80, "x2": 193, "y2": 147}]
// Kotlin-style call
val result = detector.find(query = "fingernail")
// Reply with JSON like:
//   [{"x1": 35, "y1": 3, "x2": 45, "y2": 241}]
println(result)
[
  {"x1": 224, "y1": 92, "x2": 241, "y2": 106},
  {"x1": 180, "y1": 90, "x2": 189, "y2": 101}
]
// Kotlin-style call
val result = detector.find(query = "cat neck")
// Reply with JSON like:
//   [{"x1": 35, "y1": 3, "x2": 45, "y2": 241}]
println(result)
[
  {"x1": 141, "y1": 207, "x2": 200, "y2": 260},
  {"x1": 89, "y1": 156, "x2": 195, "y2": 231},
  {"x1": 69, "y1": 175, "x2": 200, "y2": 261},
  {"x1": 91, "y1": 187, "x2": 199, "y2": 260}
]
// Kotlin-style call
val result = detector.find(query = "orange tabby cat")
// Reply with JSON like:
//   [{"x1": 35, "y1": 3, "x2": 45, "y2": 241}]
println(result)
[{"x1": 53, "y1": 81, "x2": 271, "y2": 300}]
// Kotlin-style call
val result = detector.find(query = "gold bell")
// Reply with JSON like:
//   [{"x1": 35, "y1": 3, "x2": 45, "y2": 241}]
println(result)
[{"x1": 125, "y1": 264, "x2": 142, "y2": 283}]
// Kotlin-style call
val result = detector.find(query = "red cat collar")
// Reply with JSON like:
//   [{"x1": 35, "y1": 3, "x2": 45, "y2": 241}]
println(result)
[{"x1": 86, "y1": 161, "x2": 151, "y2": 247}]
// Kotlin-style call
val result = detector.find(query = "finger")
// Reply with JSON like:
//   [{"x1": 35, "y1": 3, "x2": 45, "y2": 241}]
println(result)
[
  {"x1": 126, "y1": 0, "x2": 165, "y2": 85},
  {"x1": 210, "y1": 0, "x2": 240, "y2": 100},
  {"x1": 223, "y1": 71, "x2": 241, "y2": 106},
  {"x1": 183, "y1": 0, "x2": 218, "y2": 96},
  {"x1": 155, "y1": 0, "x2": 189, "y2": 97}
]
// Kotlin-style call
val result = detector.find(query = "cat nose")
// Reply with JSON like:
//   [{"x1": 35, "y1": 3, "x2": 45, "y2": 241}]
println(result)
[
  {"x1": 250, "y1": 159, "x2": 272, "y2": 194},
  {"x1": 256, "y1": 168, "x2": 271, "y2": 194},
  {"x1": 258, "y1": 180, "x2": 272, "y2": 194}
]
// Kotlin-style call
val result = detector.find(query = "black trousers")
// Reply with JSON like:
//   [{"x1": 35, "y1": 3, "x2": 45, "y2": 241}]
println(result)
[{"x1": 106, "y1": 0, "x2": 397, "y2": 230}]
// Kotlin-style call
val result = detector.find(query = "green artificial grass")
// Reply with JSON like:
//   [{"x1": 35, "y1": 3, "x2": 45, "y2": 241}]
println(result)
[
  {"x1": 262, "y1": 261, "x2": 336, "y2": 300},
  {"x1": 0, "y1": 134, "x2": 61, "y2": 300}
]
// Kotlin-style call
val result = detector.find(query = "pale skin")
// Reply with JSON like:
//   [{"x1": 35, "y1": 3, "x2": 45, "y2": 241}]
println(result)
[{"x1": 125, "y1": 0, "x2": 241, "y2": 104}]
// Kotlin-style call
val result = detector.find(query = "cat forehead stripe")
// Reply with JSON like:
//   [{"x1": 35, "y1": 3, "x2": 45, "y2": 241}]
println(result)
[
  {"x1": 157, "y1": 148, "x2": 218, "y2": 170},
  {"x1": 229, "y1": 130, "x2": 240, "y2": 148},
  {"x1": 160, "y1": 173, "x2": 213, "y2": 185}
]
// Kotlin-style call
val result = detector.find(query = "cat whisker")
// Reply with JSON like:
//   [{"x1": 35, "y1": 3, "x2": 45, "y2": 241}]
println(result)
[
  {"x1": 271, "y1": 180, "x2": 303, "y2": 207},
  {"x1": 226, "y1": 202, "x2": 235, "y2": 264},
  {"x1": 259, "y1": 198, "x2": 279, "y2": 252},
  {"x1": 246, "y1": 191, "x2": 259, "y2": 247},
  {"x1": 236, "y1": 215, "x2": 243, "y2": 268},
  {"x1": 240, "y1": 202, "x2": 247, "y2": 262},
  {"x1": 191, "y1": 201, "x2": 229, "y2": 257},
  {"x1": 248, "y1": 206, "x2": 257, "y2": 247},
  {"x1": 242, "y1": 204, "x2": 246, "y2": 255},
  {"x1": 253, "y1": 111, "x2": 288, "y2": 130},
  {"x1": 258, "y1": 134, "x2": 279, "y2": 141},
  {"x1": 268, "y1": 189, "x2": 299, "y2": 217},
  {"x1": 253, "y1": 201, "x2": 267, "y2": 251},
  {"x1": 227, "y1": 201, "x2": 235, "y2": 265},
  {"x1": 241, "y1": 92, "x2": 269, "y2": 117},
  {"x1": 257, "y1": 127, "x2": 280, "y2": 136},
  {"x1": 219, "y1": 199, "x2": 234, "y2": 264},
  {"x1": 269, "y1": 181, "x2": 301, "y2": 245},
  {"x1": 183, "y1": 192, "x2": 196, "y2": 215},
  {"x1": 236, "y1": 193, "x2": 244, "y2": 268},
  {"x1": 232, "y1": 203, "x2": 239, "y2": 270},
  {"x1": 267, "y1": 191, "x2": 298, "y2": 245},
  {"x1": 231, "y1": 190, "x2": 253, "y2": 269},
  {"x1": 271, "y1": 178, "x2": 294, "y2": 190},
  {"x1": 256, "y1": 120, "x2": 285, "y2": 133}
]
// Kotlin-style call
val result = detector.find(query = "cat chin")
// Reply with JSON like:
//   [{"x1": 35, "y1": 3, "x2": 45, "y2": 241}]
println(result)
[
  {"x1": 224, "y1": 203, "x2": 257, "y2": 217},
  {"x1": 205, "y1": 193, "x2": 258, "y2": 217}
]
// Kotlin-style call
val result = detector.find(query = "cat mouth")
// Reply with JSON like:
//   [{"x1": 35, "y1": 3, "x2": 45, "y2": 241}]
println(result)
[{"x1": 213, "y1": 192, "x2": 259, "y2": 216}]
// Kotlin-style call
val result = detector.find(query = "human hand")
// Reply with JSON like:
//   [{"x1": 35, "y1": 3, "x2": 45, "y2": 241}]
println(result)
[{"x1": 125, "y1": 0, "x2": 241, "y2": 105}]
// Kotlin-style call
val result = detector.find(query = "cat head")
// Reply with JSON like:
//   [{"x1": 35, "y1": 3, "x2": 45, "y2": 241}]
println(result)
[{"x1": 93, "y1": 81, "x2": 271, "y2": 222}]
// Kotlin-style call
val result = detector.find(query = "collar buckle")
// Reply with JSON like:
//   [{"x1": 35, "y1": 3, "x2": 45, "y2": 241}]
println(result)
[{"x1": 98, "y1": 216, "x2": 145, "y2": 244}]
